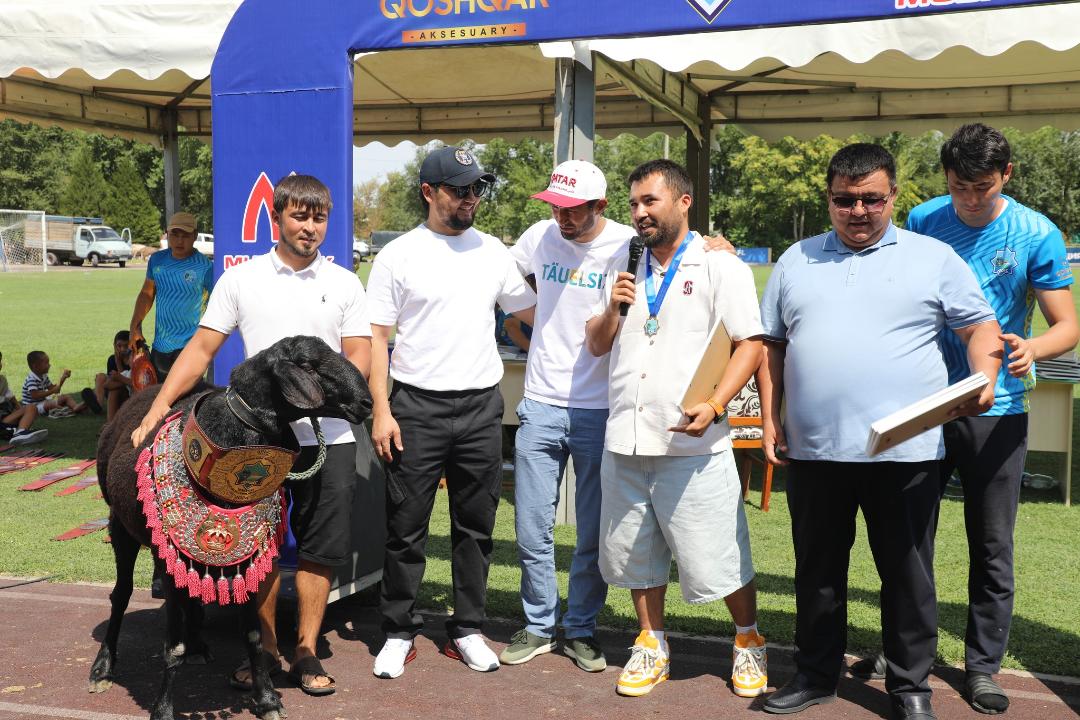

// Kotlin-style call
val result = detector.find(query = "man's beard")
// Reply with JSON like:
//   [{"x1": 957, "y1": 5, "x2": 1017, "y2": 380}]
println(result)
[
  {"x1": 281, "y1": 235, "x2": 318, "y2": 257},
  {"x1": 448, "y1": 213, "x2": 475, "y2": 231},
  {"x1": 641, "y1": 216, "x2": 680, "y2": 249}
]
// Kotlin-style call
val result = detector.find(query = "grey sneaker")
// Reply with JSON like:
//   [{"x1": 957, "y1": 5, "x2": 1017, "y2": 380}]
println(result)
[
  {"x1": 499, "y1": 629, "x2": 555, "y2": 665},
  {"x1": 564, "y1": 636, "x2": 607, "y2": 672}
]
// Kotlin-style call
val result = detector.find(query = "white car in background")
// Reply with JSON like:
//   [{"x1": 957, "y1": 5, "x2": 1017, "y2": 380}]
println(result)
[
  {"x1": 160, "y1": 232, "x2": 214, "y2": 258},
  {"x1": 353, "y1": 236, "x2": 370, "y2": 269}
]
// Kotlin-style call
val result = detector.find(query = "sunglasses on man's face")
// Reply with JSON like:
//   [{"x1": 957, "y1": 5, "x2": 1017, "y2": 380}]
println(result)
[
  {"x1": 437, "y1": 181, "x2": 490, "y2": 199},
  {"x1": 830, "y1": 193, "x2": 891, "y2": 213}
]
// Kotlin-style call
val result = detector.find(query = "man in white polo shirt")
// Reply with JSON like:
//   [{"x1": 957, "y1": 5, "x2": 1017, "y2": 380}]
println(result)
[
  {"x1": 367, "y1": 146, "x2": 536, "y2": 678},
  {"x1": 585, "y1": 159, "x2": 768, "y2": 699},
  {"x1": 131, "y1": 174, "x2": 372, "y2": 697},
  {"x1": 497, "y1": 160, "x2": 634, "y2": 672}
]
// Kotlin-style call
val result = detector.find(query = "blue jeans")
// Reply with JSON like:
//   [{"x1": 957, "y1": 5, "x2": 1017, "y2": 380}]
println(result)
[{"x1": 513, "y1": 398, "x2": 608, "y2": 639}]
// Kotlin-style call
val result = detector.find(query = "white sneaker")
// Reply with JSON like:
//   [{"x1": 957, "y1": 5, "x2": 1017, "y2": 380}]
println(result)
[
  {"x1": 373, "y1": 638, "x2": 416, "y2": 679},
  {"x1": 10, "y1": 428, "x2": 47, "y2": 445},
  {"x1": 445, "y1": 634, "x2": 500, "y2": 672}
]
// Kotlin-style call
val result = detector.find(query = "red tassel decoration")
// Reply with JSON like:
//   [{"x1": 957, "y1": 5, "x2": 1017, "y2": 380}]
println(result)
[
  {"x1": 217, "y1": 575, "x2": 231, "y2": 606},
  {"x1": 165, "y1": 546, "x2": 177, "y2": 575},
  {"x1": 233, "y1": 573, "x2": 250, "y2": 604},
  {"x1": 151, "y1": 527, "x2": 164, "y2": 548},
  {"x1": 200, "y1": 573, "x2": 215, "y2": 604},
  {"x1": 174, "y1": 560, "x2": 187, "y2": 589},
  {"x1": 186, "y1": 568, "x2": 201, "y2": 597},
  {"x1": 245, "y1": 560, "x2": 260, "y2": 591}
]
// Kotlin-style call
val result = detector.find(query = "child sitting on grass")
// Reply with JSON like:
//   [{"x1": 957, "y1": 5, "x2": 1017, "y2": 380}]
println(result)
[
  {"x1": 92, "y1": 330, "x2": 133, "y2": 420},
  {"x1": 0, "y1": 350, "x2": 47, "y2": 445},
  {"x1": 21, "y1": 350, "x2": 99, "y2": 419}
]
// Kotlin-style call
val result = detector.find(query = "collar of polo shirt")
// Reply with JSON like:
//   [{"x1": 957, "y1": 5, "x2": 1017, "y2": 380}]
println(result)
[
  {"x1": 270, "y1": 247, "x2": 323, "y2": 276},
  {"x1": 823, "y1": 221, "x2": 900, "y2": 255}
]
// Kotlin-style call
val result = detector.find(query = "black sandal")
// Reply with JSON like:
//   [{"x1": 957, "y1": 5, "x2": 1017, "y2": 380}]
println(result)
[
  {"x1": 289, "y1": 655, "x2": 336, "y2": 696},
  {"x1": 966, "y1": 671, "x2": 1009, "y2": 714},
  {"x1": 850, "y1": 651, "x2": 886, "y2": 680},
  {"x1": 229, "y1": 650, "x2": 282, "y2": 691}
]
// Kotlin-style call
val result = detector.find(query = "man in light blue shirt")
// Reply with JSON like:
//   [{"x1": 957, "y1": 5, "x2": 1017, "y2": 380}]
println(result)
[
  {"x1": 852, "y1": 124, "x2": 1078, "y2": 715},
  {"x1": 758, "y1": 144, "x2": 1001, "y2": 720}
]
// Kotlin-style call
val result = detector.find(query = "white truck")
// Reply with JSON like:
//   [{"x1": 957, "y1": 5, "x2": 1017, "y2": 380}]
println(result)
[
  {"x1": 26, "y1": 215, "x2": 133, "y2": 267},
  {"x1": 159, "y1": 232, "x2": 214, "y2": 258}
]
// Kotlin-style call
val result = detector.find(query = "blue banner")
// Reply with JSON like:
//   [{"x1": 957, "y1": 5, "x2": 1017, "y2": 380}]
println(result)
[
  {"x1": 736, "y1": 247, "x2": 771, "y2": 264},
  {"x1": 210, "y1": 0, "x2": 1057, "y2": 376},
  {"x1": 1067, "y1": 245, "x2": 1080, "y2": 264}
]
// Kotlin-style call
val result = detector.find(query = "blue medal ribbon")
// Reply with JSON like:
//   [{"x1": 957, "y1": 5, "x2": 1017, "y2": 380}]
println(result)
[{"x1": 644, "y1": 231, "x2": 693, "y2": 335}]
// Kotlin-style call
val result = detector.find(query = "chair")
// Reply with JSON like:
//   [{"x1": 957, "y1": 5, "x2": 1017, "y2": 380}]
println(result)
[{"x1": 727, "y1": 376, "x2": 773, "y2": 512}]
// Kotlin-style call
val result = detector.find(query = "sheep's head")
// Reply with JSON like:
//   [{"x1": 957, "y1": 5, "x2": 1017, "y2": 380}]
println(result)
[{"x1": 228, "y1": 336, "x2": 373, "y2": 431}]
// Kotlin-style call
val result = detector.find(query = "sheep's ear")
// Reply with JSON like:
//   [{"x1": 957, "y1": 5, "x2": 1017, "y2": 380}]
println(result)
[{"x1": 274, "y1": 361, "x2": 325, "y2": 409}]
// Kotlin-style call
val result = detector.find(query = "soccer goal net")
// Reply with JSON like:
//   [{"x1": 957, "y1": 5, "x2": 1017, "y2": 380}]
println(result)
[{"x1": 0, "y1": 210, "x2": 47, "y2": 272}]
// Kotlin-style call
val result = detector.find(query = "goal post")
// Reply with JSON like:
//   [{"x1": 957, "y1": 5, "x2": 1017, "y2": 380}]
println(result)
[{"x1": 0, "y1": 210, "x2": 48, "y2": 272}]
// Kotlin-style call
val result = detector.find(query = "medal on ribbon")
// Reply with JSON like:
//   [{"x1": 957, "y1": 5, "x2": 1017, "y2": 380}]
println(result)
[{"x1": 644, "y1": 232, "x2": 693, "y2": 337}]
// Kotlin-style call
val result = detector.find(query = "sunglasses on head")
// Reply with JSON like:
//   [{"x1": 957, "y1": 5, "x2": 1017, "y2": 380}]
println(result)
[
  {"x1": 436, "y1": 180, "x2": 490, "y2": 199},
  {"x1": 830, "y1": 194, "x2": 890, "y2": 213}
]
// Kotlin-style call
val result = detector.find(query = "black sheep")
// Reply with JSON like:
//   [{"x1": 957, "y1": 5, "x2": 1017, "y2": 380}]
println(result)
[{"x1": 89, "y1": 335, "x2": 373, "y2": 720}]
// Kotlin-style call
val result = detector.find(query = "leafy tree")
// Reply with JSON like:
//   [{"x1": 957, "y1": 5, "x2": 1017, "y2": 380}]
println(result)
[
  {"x1": 59, "y1": 143, "x2": 109, "y2": 218},
  {"x1": 475, "y1": 137, "x2": 552, "y2": 241},
  {"x1": 178, "y1": 137, "x2": 212, "y2": 232},
  {"x1": 353, "y1": 178, "x2": 385, "y2": 237},
  {"x1": 595, "y1": 132, "x2": 686, "y2": 227},
  {"x1": 104, "y1": 155, "x2": 161, "y2": 244},
  {"x1": 1006, "y1": 126, "x2": 1080, "y2": 239}
]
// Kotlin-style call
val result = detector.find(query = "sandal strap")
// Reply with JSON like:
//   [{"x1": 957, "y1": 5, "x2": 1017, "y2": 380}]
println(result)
[
  {"x1": 292, "y1": 654, "x2": 334, "y2": 683},
  {"x1": 967, "y1": 673, "x2": 1006, "y2": 700}
]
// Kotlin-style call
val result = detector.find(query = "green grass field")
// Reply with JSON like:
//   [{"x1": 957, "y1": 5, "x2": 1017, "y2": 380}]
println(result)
[{"x1": 0, "y1": 264, "x2": 1078, "y2": 677}]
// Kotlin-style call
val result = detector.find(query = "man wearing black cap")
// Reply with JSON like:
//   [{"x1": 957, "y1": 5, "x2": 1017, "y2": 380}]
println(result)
[{"x1": 367, "y1": 146, "x2": 537, "y2": 678}]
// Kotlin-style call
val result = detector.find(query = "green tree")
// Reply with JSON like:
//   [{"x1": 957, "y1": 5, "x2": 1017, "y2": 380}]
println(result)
[
  {"x1": 595, "y1": 132, "x2": 686, "y2": 227},
  {"x1": 178, "y1": 137, "x2": 212, "y2": 232},
  {"x1": 59, "y1": 143, "x2": 109, "y2": 218},
  {"x1": 1006, "y1": 126, "x2": 1080, "y2": 239},
  {"x1": 475, "y1": 137, "x2": 552, "y2": 241},
  {"x1": 104, "y1": 155, "x2": 161, "y2": 244}
]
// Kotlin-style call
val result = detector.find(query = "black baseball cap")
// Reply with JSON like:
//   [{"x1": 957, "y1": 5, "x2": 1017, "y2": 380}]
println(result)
[{"x1": 419, "y1": 146, "x2": 496, "y2": 187}]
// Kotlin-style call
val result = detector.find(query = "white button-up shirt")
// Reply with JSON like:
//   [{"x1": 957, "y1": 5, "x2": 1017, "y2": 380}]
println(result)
[{"x1": 598, "y1": 233, "x2": 764, "y2": 457}]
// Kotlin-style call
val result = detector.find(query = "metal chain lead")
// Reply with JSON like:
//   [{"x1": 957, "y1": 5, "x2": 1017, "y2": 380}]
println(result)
[{"x1": 285, "y1": 418, "x2": 326, "y2": 481}]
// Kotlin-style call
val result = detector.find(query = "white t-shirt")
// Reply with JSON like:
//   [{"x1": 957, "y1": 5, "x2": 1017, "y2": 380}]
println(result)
[
  {"x1": 510, "y1": 218, "x2": 634, "y2": 409},
  {"x1": 366, "y1": 224, "x2": 536, "y2": 391},
  {"x1": 595, "y1": 233, "x2": 764, "y2": 457},
  {"x1": 200, "y1": 250, "x2": 372, "y2": 446}
]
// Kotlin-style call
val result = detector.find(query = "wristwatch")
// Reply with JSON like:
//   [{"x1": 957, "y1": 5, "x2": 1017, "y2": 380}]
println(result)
[{"x1": 706, "y1": 398, "x2": 728, "y2": 424}]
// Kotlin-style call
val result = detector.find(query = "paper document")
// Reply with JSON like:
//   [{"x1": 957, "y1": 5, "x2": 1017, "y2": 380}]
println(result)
[
  {"x1": 865, "y1": 372, "x2": 989, "y2": 456},
  {"x1": 679, "y1": 319, "x2": 732, "y2": 413}
]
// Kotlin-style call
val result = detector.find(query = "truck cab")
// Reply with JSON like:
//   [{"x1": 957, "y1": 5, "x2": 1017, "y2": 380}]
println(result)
[{"x1": 76, "y1": 225, "x2": 133, "y2": 267}]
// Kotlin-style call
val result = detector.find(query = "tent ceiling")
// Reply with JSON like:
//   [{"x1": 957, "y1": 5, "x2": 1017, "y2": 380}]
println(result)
[{"x1": 2, "y1": 2, "x2": 1079, "y2": 146}]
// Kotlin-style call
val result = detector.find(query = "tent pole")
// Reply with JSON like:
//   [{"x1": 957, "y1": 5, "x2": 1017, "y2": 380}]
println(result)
[
  {"x1": 162, "y1": 109, "x2": 182, "y2": 220},
  {"x1": 686, "y1": 100, "x2": 712, "y2": 234},
  {"x1": 553, "y1": 55, "x2": 595, "y2": 167}
]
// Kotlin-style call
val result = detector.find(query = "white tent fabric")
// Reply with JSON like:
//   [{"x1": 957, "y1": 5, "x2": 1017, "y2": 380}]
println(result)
[
  {"x1": 582, "y1": 4, "x2": 1080, "y2": 70},
  {"x1": 1, "y1": 1, "x2": 1079, "y2": 144}
]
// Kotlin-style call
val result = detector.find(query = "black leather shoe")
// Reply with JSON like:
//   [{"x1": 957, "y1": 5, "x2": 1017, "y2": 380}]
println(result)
[
  {"x1": 764, "y1": 676, "x2": 836, "y2": 714},
  {"x1": 891, "y1": 694, "x2": 936, "y2": 720}
]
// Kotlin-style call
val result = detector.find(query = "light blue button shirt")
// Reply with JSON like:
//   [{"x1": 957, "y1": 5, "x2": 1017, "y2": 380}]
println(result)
[{"x1": 760, "y1": 224, "x2": 995, "y2": 463}]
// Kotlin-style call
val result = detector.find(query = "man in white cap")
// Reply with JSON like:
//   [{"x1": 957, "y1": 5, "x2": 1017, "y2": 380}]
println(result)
[
  {"x1": 130, "y1": 211, "x2": 213, "y2": 382},
  {"x1": 498, "y1": 160, "x2": 634, "y2": 672}
]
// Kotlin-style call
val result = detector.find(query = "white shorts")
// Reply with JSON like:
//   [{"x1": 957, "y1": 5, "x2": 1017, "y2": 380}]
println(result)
[{"x1": 599, "y1": 449, "x2": 755, "y2": 604}]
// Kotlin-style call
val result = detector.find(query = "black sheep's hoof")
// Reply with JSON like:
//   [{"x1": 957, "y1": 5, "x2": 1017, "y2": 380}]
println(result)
[{"x1": 88, "y1": 646, "x2": 115, "y2": 693}]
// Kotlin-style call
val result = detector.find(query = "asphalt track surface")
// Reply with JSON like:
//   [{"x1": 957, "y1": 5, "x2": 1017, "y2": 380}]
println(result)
[{"x1": 0, "y1": 579, "x2": 1077, "y2": 720}]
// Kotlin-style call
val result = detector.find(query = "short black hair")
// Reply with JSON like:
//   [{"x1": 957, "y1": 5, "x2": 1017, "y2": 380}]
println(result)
[
  {"x1": 940, "y1": 123, "x2": 1011, "y2": 180},
  {"x1": 273, "y1": 174, "x2": 332, "y2": 214},
  {"x1": 627, "y1": 159, "x2": 694, "y2": 199},
  {"x1": 826, "y1": 143, "x2": 896, "y2": 187},
  {"x1": 113, "y1": 330, "x2": 130, "y2": 344},
  {"x1": 27, "y1": 350, "x2": 46, "y2": 369}
]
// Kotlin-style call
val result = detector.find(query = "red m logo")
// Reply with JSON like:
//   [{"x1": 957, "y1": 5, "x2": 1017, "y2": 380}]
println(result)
[{"x1": 241, "y1": 172, "x2": 280, "y2": 244}]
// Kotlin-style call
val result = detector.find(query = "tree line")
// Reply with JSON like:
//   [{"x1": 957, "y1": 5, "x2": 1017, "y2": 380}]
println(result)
[
  {"x1": 0, "y1": 119, "x2": 212, "y2": 245},
  {"x1": 358, "y1": 126, "x2": 1080, "y2": 254},
  {"x1": 2, "y1": 118, "x2": 1077, "y2": 254}
]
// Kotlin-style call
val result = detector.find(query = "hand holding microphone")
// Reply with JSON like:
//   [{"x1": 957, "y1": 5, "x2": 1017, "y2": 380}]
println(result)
[{"x1": 617, "y1": 237, "x2": 645, "y2": 317}]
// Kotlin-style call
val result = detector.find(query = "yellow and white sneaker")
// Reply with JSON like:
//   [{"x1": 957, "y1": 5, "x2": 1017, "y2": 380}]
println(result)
[
  {"x1": 616, "y1": 630, "x2": 669, "y2": 697},
  {"x1": 731, "y1": 630, "x2": 768, "y2": 697}
]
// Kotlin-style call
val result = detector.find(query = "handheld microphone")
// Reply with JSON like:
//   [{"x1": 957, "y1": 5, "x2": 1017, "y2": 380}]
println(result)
[{"x1": 620, "y1": 237, "x2": 645, "y2": 317}]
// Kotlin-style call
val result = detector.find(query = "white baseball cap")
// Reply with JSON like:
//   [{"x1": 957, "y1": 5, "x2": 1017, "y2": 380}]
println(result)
[{"x1": 531, "y1": 160, "x2": 607, "y2": 207}]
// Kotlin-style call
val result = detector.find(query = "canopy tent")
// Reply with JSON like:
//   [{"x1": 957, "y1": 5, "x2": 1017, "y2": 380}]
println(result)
[{"x1": 3, "y1": 1, "x2": 1079, "y2": 148}]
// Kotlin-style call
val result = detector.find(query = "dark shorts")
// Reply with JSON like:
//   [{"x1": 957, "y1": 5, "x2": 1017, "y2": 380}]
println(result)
[
  {"x1": 286, "y1": 442, "x2": 358, "y2": 567},
  {"x1": 150, "y1": 347, "x2": 183, "y2": 382}
]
